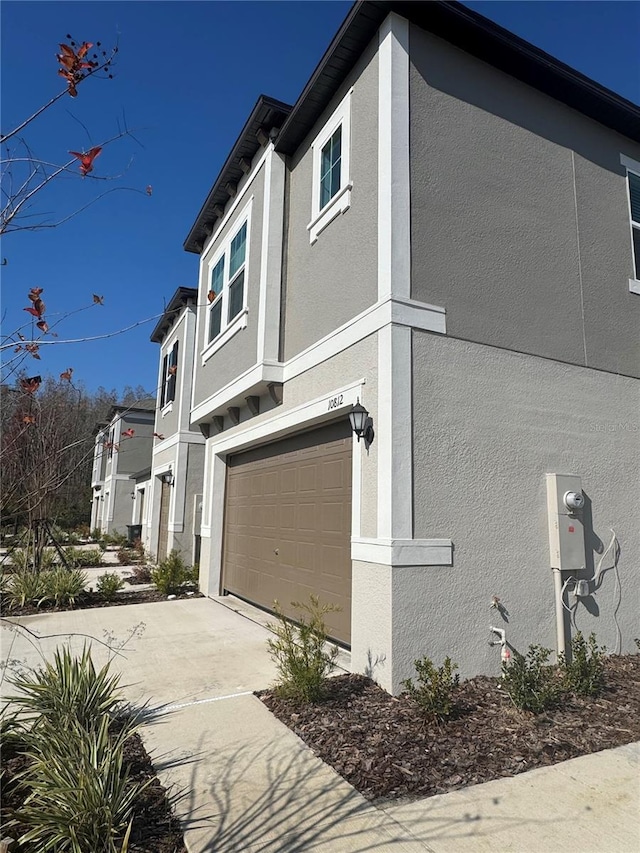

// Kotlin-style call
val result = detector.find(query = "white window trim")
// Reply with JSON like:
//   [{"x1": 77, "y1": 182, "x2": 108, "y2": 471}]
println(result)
[
  {"x1": 201, "y1": 200, "x2": 252, "y2": 360},
  {"x1": 308, "y1": 88, "x2": 353, "y2": 244},
  {"x1": 620, "y1": 154, "x2": 640, "y2": 294}
]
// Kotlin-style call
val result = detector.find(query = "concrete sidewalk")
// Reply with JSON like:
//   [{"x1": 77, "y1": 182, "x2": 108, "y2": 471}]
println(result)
[{"x1": 2, "y1": 598, "x2": 639, "y2": 852}]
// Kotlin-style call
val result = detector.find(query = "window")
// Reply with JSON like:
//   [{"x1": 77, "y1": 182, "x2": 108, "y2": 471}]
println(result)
[
  {"x1": 206, "y1": 219, "x2": 248, "y2": 344},
  {"x1": 308, "y1": 89, "x2": 352, "y2": 244},
  {"x1": 160, "y1": 340, "x2": 179, "y2": 408},
  {"x1": 627, "y1": 170, "x2": 640, "y2": 281},
  {"x1": 622, "y1": 155, "x2": 640, "y2": 294}
]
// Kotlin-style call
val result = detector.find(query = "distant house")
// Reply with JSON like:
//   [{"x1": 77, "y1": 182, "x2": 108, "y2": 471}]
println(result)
[
  {"x1": 147, "y1": 1, "x2": 640, "y2": 693},
  {"x1": 90, "y1": 403, "x2": 155, "y2": 535},
  {"x1": 144, "y1": 288, "x2": 205, "y2": 564}
]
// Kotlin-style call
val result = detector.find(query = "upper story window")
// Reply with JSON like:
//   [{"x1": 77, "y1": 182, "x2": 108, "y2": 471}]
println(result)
[
  {"x1": 207, "y1": 219, "x2": 248, "y2": 344},
  {"x1": 160, "y1": 340, "x2": 179, "y2": 408},
  {"x1": 308, "y1": 89, "x2": 352, "y2": 244},
  {"x1": 622, "y1": 154, "x2": 640, "y2": 294},
  {"x1": 627, "y1": 170, "x2": 640, "y2": 282}
]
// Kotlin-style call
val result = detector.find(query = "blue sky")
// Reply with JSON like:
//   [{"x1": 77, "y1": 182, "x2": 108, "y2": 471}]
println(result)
[{"x1": 2, "y1": 1, "x2": 638, "y2": 397}]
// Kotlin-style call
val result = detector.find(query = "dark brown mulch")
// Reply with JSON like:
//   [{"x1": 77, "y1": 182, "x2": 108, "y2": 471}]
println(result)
[
  {"x1": 260, "y1": 655, "x2": 640, "y2": 802},
  {"x1": 0, "y1": 729, "x2": 185, "y2": 852},
  {"x1": 1, "y1": 589, "x2": 203, "y2": 617}
]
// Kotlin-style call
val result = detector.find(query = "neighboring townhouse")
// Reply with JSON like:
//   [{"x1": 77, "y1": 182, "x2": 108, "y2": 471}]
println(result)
[
  {"x1": 90, "y1": 403, "x2": 155, "y2": 535},
  {"x1": 170, "y1": 0, "x2": 637, "y2": 694},
  {"x1": 146, "y1": 288, "x2": 205, "y2": 564}
]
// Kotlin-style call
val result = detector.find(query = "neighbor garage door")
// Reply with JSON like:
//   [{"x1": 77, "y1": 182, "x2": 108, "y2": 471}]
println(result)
[{"x1": 223, "y1": 420, "x2": 352, "y2": 643}]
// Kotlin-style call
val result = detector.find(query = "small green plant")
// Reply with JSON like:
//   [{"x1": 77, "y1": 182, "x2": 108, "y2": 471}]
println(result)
[
  {"x1": 6, "y1": 569, "x2": 48, "y2": 608},
  {"x1": 267, "y1": 595, "x2": 339, "y2": 703},
  {"x1": 402, "y1": 656, "x2": 460, "y2": 721},
  {"x1": 10, "y1": 547, "x2": 30, "y2": 571},
  {"x1": 501, "y1": 644, "x2": 560, "y2": 713},
  {"x1": 117, "y1": 547, "x2": 135, "y2": 566},
  {"x1": 8, "y1": 644, "x2": 124, "y2": 732},
  {"x1": 97, "y1": 571, "x2": 125, "y2": 601},
  {"x1": 65, "y1": 546, "x2": 104, "y2": 568},
  {"x1": 42, "y1": 567, "x2": 88, "y2": 608},
  {"x1": 40, "y1": 547, "x2": 59, "y2": 570},
  {"x1": 560, "y1": 631, "x2": 606, "y2": 697},
  {"x1": 151, "y1": 550, "x2": 193, "y2": 595},
  {"x1": 90, "y1": 527, "x2": 103, "y2": 542}
]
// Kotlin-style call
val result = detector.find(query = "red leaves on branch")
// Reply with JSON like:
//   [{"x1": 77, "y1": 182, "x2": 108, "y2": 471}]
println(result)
[
  {"x1": 69, "y1": 146, "x2": 102, "y2": 176},
  {"x1": 23, "y1": 415, "x2": 37, "y2": 425},
  {"x1": 121, "y1": 428, "x2": 135, "y2": 438},
  {"x1": 24, "y1": 287, "x2": 46, "y2": 319},
  {"x1": 168, "y1": 365, "x2": 177, "y2": 376},
  {"x1": 146, "y1": 186, "x2": 153, "y2": 196},
  {"x1": 93, "y1": 294, "x2": 104, "y2": 305},
  {"x1": 153, "y1": 433, "x2": 165, "y2": 441},
  {"x1": 207, "y1": 290, "x2": 216, "y2": 303},
  {"x1": 36, "y1": 320, "x2": 49, "y2": 333},
  {"x1": 57, "y1": 41, "x2": 98, "y2": 96},
  {"x1": 25, "y1": 343, "x2": 40, "y2": 360},
  {"x1": 20, "y1": 376, "x2": 42, "y2": 394},
  {"x1": 60, "y1": 368, "x2": 74, "y2": 382},
  {"x1": 103, "y1": 440, "x2": 119, "y2": 453}
]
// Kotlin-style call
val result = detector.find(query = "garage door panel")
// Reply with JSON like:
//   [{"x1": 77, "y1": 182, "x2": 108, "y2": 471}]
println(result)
[{"x1": 223, "y1": 420, "x2": 352, "y2": 644}]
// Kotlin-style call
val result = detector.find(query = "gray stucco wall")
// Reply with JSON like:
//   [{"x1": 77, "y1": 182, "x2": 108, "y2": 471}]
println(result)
[
  {"x1": 410, "y1": 330, "x2": 639, "y2": 682},
  {"x1": 116, "y1": 414, "x2": 154, "y2": 475},
  {"x1": 171, "y1": 443, "x2": 205, "y2": 562},
  {"x1": 409, "y1": 26, "x2": 640, "y2": 379},
  {"x1": 283, "y1": 38, "x2": 379, "y2": 361},
  {"x1": 193, "y1": 165, "x2": 266, "y2": 407}
]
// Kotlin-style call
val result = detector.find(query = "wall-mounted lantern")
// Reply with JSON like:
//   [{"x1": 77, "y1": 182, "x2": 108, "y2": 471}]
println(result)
[
  {"x1": 349, "y1": 399, "x2": 374, "y2": 445},
  {"x1": 162, "y1": 471, "x2": 175, "y2": 486}
]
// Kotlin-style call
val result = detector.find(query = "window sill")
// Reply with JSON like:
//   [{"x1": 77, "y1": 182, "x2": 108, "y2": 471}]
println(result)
[
  {"x1": 629, "y1": 279, "x2": 640, "y2": 295},
  {"x1": 161, "y1": 401, "x2": 173, "y2": 417},
  {"x1": 307, "y1": 182, "x2": 352, "y2": 245},
  {"x1": 201, "y1": 308, "x2": 249, "y2": 365}
]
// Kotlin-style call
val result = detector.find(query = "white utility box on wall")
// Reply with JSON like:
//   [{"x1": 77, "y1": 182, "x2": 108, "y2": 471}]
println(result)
[{"x1": 546, "y1": 473, "x2": 586, "y2": 571}]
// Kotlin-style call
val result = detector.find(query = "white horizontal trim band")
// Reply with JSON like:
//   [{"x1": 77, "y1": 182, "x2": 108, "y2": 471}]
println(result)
[{"x1": 351, "y1": 537, "x2": 453, "y2": 566}]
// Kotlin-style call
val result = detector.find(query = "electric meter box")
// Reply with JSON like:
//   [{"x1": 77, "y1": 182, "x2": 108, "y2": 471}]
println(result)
[{"x1": 546, "y1": 473, "x2": 586, "y2": 571}]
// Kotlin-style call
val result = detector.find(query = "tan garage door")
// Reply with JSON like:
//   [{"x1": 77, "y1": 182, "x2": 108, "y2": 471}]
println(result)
[{"x1": 223, "y1": 420, "x2": 352, "y2": 644}]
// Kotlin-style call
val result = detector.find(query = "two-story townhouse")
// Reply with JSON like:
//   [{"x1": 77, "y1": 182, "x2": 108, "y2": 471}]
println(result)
[
  {"x1": 146, "y1": 288, "x2": 206, "y2": 563},
  {"x1": 180, "y1": 0, "x2": 639, "y2": 694},
  {"x1": 91, "y1": 402, "x2": 155, "y2": 535}
]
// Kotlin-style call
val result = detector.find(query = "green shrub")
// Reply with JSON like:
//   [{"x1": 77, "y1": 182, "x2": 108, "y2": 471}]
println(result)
[
  {"x1": 501, "y1": 644, "x2": 560, "y2": 713},
  {"x1": 117, "y1": 547, "x2": 135, "y2": 565},
  {"x1": 40, "y1": 547, "x2": 59, "y2": 570},
  {"x1": 65, "y1": 546, "x2": 104, "y2": 568},
  {"x1": 267, "y1": 595, "x2": 339, "y2": 703},
  {"x1": 151, "y1": 550, "x2": 193, "y2": 595},
  {"x1": 97, "y1": 571, "x2": 125, "y2": 601},
  {"x1": 91, "y1": 527, "x2": 103, "y2": 542},
  {"x1": 7, "y1": 646, "x2": 142, "y2": 853},
  {"x1": 560, "y1": 631, "x2": 606, "y2": 697},
  {"x1": 10, "y1": 547, "x2": 30, "y2": 571},
  {"x1": 129, "y1": 563, "x2": 152, "y2": 584},
  {"x1": 6, "y1": 569, "x2": 48, "y2": 608},
  {"x1": 8, "y1": 644, "x2": 124, "y2": 732},
  {"x1": 15, "y1": 716, "x2": 140, "y2": 853},
  {"x1": 41, "y1": 567, "x2": 88, "y2": 608},
  {"x1": 402, "y1": 656, "x2": 460, "y2": 721}
]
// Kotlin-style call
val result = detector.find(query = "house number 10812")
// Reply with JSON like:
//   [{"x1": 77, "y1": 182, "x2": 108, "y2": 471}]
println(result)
[{"x1": 327, "y1": 394, "x2": 344, "y2": 410}]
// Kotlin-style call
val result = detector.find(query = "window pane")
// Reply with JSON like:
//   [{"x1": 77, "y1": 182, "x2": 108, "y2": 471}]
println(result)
[
  {"x1": 228, "y1": 270, "x2": 244, "y2": 321},
  {"x1": 209, "y1": 299, "x2": 222, "y2": 341},
  {"x1": 229, "y1": 223, "x2": 247, "y2": 278},
  {"x1": 629, "y1": 172, "x2": 640, "y2": 224},
  {"x1": 633, "y1": 226, "x2": 640, "y2": 279},
  {"x1": 319, "y1": 126, "x2": 342, "y2": 209},
  {"x1": 211, "y1": 256, "x2": 224, "y2": 297}
]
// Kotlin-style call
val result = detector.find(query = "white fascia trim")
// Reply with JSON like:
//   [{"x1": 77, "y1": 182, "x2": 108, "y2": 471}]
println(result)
[
  {"x1": 378, "y1": 13, "x2": 410, "y2": 301},
  {"x1": 191, "y1": 360, "x2": 283, "y2": 424},
  {"x1": 207, "y1": 379, "x2": 365, "y2": 457},
  {"x1": 202, "y1": 147, "x2": 271, "y2": 257},
  {"x1": 351, "y1": 538, "x2": 453, "y2": 566},
  {"x1": 190, "y1": 294, "x2": 445, "y2": 423},
  {"x1": 152, "y1": 430, "x2": 205, "y2": 453},
  {"x1": 629, "y1": 279, "x2": 640, "y2": 295}
]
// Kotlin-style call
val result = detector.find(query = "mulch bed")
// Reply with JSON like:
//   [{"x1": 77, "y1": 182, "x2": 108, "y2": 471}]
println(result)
[
  {"x1": 260, "y1": 654, "x2": 640, "y2": 802},
  {"x1": 1, "y1": 728, "x2": 185, "y2": 852},
  {"x1": 1, "y1": 589, "x2": 203, "y2": 617}
]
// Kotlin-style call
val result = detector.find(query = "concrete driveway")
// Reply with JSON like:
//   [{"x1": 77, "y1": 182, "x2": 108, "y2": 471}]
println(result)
[{"x1": 2, "y1": 598, "x2": 639, "y2": 852}]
